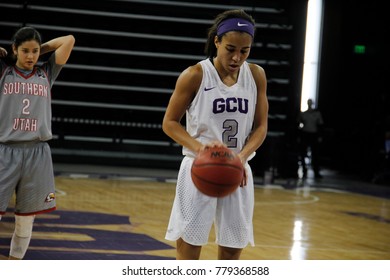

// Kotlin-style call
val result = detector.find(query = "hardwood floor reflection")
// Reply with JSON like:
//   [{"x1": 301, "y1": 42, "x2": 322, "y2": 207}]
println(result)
[{"x1": 1, "y1": 174, "x2": 389, "y2": 260}]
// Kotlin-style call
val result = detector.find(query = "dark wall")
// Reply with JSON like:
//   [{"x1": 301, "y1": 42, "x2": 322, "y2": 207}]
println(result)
[{"x1": 320, "y1": 0, "x2": 388, "y2": 180}]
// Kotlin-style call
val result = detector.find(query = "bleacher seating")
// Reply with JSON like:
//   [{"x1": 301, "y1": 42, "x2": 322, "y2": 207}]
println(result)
[{"x1": 0, "y1": 0, "x2": 306, "y2": 173}]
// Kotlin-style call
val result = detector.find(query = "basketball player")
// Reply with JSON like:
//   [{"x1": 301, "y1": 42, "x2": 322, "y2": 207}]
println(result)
[
  {"x1": 0, "y1": 27, "x2": 75, "y2": 259},
  {"x1": 163, "y1": 9, "x2": 268, "y2": 260}
]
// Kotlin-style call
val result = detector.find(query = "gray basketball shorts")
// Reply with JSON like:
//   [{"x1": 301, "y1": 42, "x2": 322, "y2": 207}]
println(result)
[{"x1": 0, "y1": 142, "x2": 56, "y2": 215}]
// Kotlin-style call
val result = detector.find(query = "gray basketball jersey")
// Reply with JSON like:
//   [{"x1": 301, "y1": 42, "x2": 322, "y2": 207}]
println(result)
[
  {"x1": 0, "y1": 54, "x2": 62, "y2": 142},
  {"x1": 183, "y1": 59, "x2": 257, "y2": 158}
]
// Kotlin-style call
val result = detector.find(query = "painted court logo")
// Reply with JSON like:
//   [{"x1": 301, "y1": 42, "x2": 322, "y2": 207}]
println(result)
[{"x1": 0, "y1": 210, "x2": 174, "y2": 260}]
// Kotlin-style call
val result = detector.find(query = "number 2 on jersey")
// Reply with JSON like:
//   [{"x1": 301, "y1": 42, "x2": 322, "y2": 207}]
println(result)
[
  {"x1": 223, "y1": 119, "x2": 238, "y2": 148},
  {"x1": 22, "y1": 98, "x2": 30, "y2": 115}
]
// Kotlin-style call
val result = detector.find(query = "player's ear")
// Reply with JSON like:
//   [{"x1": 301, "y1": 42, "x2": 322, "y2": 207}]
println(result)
[
  {"x1": 214, "y1": 35, "x2": 220, "y2": 48},
  {"x1": 12, "y1": 44, "x2": 17, "y2": 55}
]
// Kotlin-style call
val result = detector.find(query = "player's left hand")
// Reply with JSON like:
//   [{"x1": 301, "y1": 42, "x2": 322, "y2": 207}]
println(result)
[{"x1": 240, "y1": 168, "x2": 247, "y2": 187}]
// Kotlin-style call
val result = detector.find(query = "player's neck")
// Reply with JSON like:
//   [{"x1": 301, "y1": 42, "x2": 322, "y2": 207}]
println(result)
[{"x1": 15, "y1": 65, "x2": 33, "y2": 75}]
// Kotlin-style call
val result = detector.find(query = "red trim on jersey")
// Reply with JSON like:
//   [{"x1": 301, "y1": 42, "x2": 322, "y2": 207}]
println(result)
[
  {"x1": 13, "y1": 65, "x2": 37, "y2": 79},
  {"x1": 15, "y1": 206, "x2": 56, "y2": 216}
]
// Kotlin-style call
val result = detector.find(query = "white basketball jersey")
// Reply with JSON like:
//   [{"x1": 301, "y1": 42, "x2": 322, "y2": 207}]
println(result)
[
  {"x1": 183, "y1": 58, "x2": 257, "y2": 158},
  {"x1": 0, "y1": 54, "x2": 62, "y2": 143}
]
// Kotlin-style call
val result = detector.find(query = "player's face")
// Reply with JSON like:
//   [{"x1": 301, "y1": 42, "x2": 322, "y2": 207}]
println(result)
[
  {"x1": 13, "y1": 40, "x2": 40, "y2": 71},
  {"x1": 214, "y1": 32, "x2": 252, "y2": 74}
]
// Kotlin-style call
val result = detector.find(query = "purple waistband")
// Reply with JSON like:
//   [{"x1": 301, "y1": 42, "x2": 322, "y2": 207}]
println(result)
[{"x1": 217, "y1": 18, "x2": 255, "y2": 37}]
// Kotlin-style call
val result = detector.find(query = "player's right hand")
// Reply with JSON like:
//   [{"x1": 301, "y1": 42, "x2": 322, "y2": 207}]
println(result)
[{"x1": 0, "y1": 47, "x2": 8, "y2": 57}]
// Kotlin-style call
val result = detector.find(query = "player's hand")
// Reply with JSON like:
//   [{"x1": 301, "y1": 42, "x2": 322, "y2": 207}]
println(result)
[
  {"x1": 237, "y1": 154, "x2": 247, "y2": 187},
  {"x1": 0, "y1": 47, "x2": 8, "y2": 57},
  {"x1": 205, "y1": 141, "x2": 226, "y2": 148},
  {"x1": 199, "y1": 141, "x2": 226, "y2": 152},
  {"x1": 240, "y1": 168, "x2": 247, "y2": 187}
]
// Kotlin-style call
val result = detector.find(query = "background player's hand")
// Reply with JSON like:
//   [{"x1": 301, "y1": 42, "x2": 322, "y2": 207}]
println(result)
[{"x1": 0, "y1": 47, "x2": 7, "y2": 57}]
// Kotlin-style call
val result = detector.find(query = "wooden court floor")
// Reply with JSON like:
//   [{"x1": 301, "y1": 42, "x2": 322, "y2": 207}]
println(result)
[{"x1": 1, "y1": 166, "x2": 389, "y2": 260}]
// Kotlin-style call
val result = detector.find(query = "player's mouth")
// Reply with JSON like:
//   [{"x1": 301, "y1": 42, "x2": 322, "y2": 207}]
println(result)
[{"x1": 229, "y1": 64, "x2": 239, "y2": 71}]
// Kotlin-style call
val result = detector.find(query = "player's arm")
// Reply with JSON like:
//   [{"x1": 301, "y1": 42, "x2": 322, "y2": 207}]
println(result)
[
  {"x1": 40, "y1": 35, "x2": 75, "y2": 65},
  {"x1": 162, "y1": 63, "x2": 204, "y2": 153},
  {"x1": 0, "y1": 47, "x2": 7, "y2": 73},
  {"x1": 0, "y1": 47, "x2": 7, "y2": 65},
  {"x1": 0, "y1": 47, "x2": 7, "y2": 58},
  {"x1": 239, "y1": 63, "x2": 268, "y2": 162}
]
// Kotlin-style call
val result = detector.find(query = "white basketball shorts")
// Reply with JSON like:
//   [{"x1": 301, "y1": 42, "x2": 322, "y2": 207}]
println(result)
[{"x1": 165, "y1": 156, "x2": 255, "y2": 248}]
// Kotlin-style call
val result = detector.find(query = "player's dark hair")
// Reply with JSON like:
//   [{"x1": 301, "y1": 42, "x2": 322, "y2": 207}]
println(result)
[
  {"x1": 2, "y1": 26, "x2": 42, "y2": 65},
  {"x1": 204, "y1": 9, "x2": 256, "y2": 58},
  {"x1": 12, "y1": 26, "x2": 42, "y2": 47}
]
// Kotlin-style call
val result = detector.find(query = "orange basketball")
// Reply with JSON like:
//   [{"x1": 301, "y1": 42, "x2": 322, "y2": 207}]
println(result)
[{"x1": 191, "y1": 146, "x2": 244, "y2": 197}]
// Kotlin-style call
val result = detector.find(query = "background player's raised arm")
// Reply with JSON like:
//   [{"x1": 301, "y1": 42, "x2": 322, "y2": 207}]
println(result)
[{"x1": 40, "y1": 35, "x2": 75, "y2": 65}]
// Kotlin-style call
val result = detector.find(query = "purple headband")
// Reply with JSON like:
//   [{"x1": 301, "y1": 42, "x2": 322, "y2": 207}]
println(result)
[{"x1": 217, "y1": 18, "x2": 255, "y2": 37}]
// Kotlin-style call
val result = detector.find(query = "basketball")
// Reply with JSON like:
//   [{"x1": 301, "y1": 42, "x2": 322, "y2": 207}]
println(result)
[{"x1": 191, "y1": 146, "x2": 244, "y2": 197}]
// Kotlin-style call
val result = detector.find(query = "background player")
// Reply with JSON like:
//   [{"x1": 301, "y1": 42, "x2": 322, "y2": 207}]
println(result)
[
  {"x1": 297, "y1": 98, "x2": 324, "y2": 178},
  {"x1": 163, "y1": 9, "x2": 268, "y2": 259},
  {"x1": 0, "y1": 26, "x2": 75, "y2": 259}
]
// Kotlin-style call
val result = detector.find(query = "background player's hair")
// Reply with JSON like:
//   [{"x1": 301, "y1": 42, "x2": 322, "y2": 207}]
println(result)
[
  {"x1": 204, "y1": 9, "x2": 256, "y2": 58},
  {"x1": 2, "y1": 26, "x2": 42, "y2": 65},
  {"x1": 12, "y1": 26, "x2": 42, "y2": 47}
]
